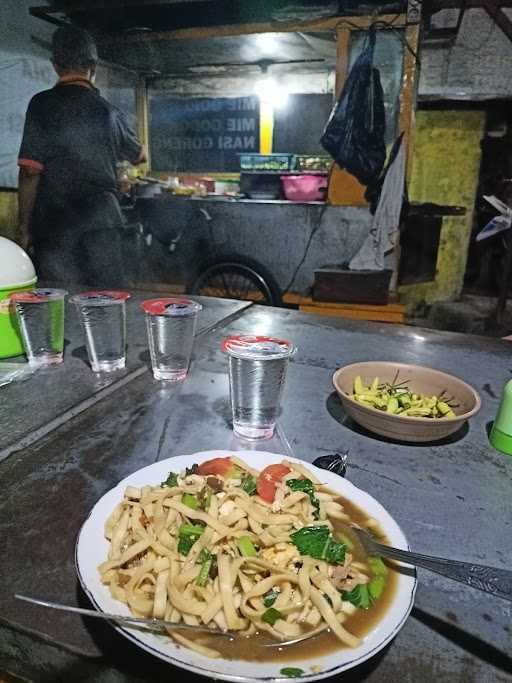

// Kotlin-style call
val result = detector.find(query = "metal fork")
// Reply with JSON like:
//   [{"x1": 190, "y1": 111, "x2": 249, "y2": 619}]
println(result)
[
  {"x1": 352, "y1": 528, "x2": 512, "y2": 602},
  {"x1": 15, "y1": 594, "x2": 236, "y2": 638}
]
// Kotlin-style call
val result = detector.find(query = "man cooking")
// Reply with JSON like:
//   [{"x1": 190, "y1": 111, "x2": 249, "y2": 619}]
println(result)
[{"x1": 17, "y1": 25, "x2": 146, "y2": 286}]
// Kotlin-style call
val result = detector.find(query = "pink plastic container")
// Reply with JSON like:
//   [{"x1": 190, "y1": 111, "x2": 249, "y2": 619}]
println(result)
[{"x1": 281, "y1": 174, "x2": 328, "y2": 202}]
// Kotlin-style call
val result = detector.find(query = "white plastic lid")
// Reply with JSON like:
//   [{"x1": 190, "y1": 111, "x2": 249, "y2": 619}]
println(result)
[
  {"x1": 0, "y1": 236, "x2": 37, "y2": 288},
  {"x1": 221, "y1": 334, "x2": 296, "y2": 361}
]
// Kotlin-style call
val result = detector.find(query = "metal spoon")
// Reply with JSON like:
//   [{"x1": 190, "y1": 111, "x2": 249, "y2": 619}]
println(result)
[
  {"x1": 352, "y1": 528, "x2": 512, "y2": 603},
  {"x1": 15, "y1": 594, "x2": 236, "y2": 638}
]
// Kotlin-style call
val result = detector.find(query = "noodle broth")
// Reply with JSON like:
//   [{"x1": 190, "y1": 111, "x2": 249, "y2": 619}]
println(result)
[{"x1": 183, "y1": 494, "x2": 397, "y2": 663}]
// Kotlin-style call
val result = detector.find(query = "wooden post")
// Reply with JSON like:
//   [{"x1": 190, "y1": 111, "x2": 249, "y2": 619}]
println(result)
[{"x1": 135, "y1": 75, "x2": 150, "y2": 172}]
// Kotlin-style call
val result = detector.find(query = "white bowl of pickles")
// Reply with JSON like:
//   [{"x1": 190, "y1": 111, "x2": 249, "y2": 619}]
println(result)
[{"x1": 333, "y1": 362, "x2": 481, "y2": 442}]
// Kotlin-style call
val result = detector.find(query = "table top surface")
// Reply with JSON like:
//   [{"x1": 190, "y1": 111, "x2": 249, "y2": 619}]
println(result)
[
  {"x1": 1, "y1": 301, "x2": 511, "y2": 683},
  {"x1": 0, "y1": 290, "x2": 251, "y2": 460}
]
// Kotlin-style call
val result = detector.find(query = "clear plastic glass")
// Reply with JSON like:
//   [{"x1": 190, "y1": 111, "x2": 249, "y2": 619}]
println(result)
[
  {"x1": 71, "y1": 293, "x2": 128, "y2": 373},
  {"x1": 145, "y1": 310, "x2": 199, "y2": 381},
  {"x1": 13, "y1": 289, "x2": 67, "y2": 367},
  {"x1": 228, "y1": 355, "x2": 292, "y2": 440},
  {"x1": 223, "y1": 335, "x2": 296, "y2": 440}
]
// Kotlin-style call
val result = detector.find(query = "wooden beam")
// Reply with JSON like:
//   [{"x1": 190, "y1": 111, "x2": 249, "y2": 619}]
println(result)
[
  {"x1": 104, "y1": 14, "x2": 407, "y2": 44},
  {"x1": 481, "y1": 0, "x2": 512, "y2": 42},
  {"x1": 35, "y1": 0, "x2": 212, "y2": 9}
]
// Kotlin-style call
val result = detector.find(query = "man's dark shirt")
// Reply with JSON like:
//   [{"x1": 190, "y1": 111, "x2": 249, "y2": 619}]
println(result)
[{"x1": 18, "y1": 80, "x2": 142, "y2": 242}]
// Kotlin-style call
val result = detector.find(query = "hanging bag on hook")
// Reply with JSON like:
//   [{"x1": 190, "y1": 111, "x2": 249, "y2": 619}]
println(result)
[{"x1": 321, "y1": 26, "x2": 386, "y2": 187}]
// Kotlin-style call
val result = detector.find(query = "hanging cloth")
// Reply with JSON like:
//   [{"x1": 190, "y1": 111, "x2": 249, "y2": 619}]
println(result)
[{"x1": 349, "y1": 133, "x2": 406, "y2": 271}]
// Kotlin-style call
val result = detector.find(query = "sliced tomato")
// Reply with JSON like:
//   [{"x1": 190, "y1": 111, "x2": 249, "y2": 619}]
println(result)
[
  {"x1": 256, "y1": 464, "x2": 291, "y2": 503},
  {"x1": 197, "y1": 457, "x2": 233, "y2": 477}
]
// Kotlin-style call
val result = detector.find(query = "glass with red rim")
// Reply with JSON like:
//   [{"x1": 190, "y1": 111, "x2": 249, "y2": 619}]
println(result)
[
  {"x1": 221, "y1": 334, "x2": 296, "y2": 440},
  {"x1": 10, "y1": 288, "x2": 67, "y2": 367},
  {"x1": 141, "y1": 298, "x2": 202, "y2": 381},
  {"x1": 70, "y1": 290, "x2": 130, "y2": 373}
]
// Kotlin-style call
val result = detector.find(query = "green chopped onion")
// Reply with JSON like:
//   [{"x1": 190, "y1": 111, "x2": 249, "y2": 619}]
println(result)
[
  {"x1": 280, "y1": 668, "x2": 305, "y2": 678},
  {"x1": 263, "y1": 590, "x2": 278, "y2": 608},
  {"x1": 179, "y1": 523, "x2": 205, "y2": 537},
  {"x1": 182, "y1": 493, "x2": 199, "y2": 510},
  {"x1": 262, "y1": 607, "x2": 282, "y2": 626},
  {"x1": 197, "y1": 548, "x2": 211, "y2": 564},
  {"x1": 237, "y1": 536, "x2": 258, "y2": 557},
  {"x1": 161, "y1": 471, "x2": 178, "y2": 487},
  {"x1": 196, "y1": 558, "x2": 212, "y2": 587}
]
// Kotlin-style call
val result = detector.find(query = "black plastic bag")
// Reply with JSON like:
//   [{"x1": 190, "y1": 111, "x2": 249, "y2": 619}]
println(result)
[{"x1": 321, "y1": 28, "x2": 386, "y2": 187}]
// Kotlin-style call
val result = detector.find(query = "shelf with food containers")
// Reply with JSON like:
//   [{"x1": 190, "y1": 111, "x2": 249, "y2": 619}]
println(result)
[{"x1": 239, "y1": 154, "x2": 330, "y2": 202}]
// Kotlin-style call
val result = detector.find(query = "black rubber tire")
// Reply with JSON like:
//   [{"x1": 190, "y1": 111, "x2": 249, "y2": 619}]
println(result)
[{"x1": 188, "y1": 254, "x2": 282, "y2": 306}]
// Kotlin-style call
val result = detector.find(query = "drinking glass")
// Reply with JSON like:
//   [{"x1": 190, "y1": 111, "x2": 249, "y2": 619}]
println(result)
[
  {"x1": 222, "y1": 334, "x2": 296, "y2": 440},
  {"x1": 11, "y1": 288, "x2": 67, "y2": 367},
  {"x1": 142, "y1": 298, "x2": 202, "y2": 381},
  {"x1": 70, "y1": 290, "x2": 130, "y2": 372}
]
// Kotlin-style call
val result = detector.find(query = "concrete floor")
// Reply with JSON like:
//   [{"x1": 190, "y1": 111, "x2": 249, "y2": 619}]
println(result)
[{"x1": 408, "y1": 294, "x2": 512, "y2": 338}]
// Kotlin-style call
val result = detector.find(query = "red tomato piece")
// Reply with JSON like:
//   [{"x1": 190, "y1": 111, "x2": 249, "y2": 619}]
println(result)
[
  {"x1": 197, "y1": 457, "x2": 233, "y2": 477},
  {"x1": 256, "y1": 464, "x2": 291, "y2": 503}
]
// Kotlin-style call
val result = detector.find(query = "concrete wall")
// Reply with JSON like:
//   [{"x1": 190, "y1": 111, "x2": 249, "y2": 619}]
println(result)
[
  {"x1": 400, "y1": 109, "x2": 485, "y2": 307},
  {"x1": 419, "y1": 9, "x2": 512, "y2": 100}
]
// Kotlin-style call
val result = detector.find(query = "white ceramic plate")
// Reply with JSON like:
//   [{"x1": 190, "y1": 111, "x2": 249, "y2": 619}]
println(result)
[{"x1": 76, "y1": 451, "x2": 416, "y2": 682}]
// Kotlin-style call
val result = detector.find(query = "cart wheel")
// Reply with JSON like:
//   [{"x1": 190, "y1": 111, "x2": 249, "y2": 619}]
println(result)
[{"x1": 188, "y1": 255, "x2": 282, "y2": 306}]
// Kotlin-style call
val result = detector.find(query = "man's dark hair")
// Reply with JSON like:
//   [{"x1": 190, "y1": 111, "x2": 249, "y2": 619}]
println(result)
[{"x1": 51, "y1": 25, "x2": 98, "y2": 70}]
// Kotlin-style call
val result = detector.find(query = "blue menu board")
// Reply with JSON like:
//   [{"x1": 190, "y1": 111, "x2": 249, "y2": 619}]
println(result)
[{"x1": 150, "y1": 95, "x2": 260, "y2": 172}]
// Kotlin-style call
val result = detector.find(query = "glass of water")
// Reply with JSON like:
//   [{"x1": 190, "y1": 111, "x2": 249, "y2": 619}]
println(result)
[
  {"x1": 222, "y1": 334, "x2": 296, "y2": 440},
  {"x1": 142, "y1": 298, "x2": 202, "y2": 381},
  {"x1": 70, "y1": 291, "x2": 130, "y2": 372},
  {"x1": 11, "y1": 288, "x2": 67, "y2": 367}
]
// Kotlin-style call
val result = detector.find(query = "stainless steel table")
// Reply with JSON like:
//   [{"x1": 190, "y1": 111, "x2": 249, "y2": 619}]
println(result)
[
  {"x1": 0, "y1": 303, "x2": 511, "y2": 683},
  {"x1": 0, "y1": 290, "x2": 252, "y2": 460}
]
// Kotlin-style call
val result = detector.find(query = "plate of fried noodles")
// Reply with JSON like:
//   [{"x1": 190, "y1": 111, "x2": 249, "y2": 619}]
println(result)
[{"x1": 76, "y1": 451, "x2": 416, "y2": 681}]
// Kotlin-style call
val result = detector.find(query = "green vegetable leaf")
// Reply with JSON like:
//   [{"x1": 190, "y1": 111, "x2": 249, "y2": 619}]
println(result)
[
  {"x1": 290, "y1": 525, "x2": 346, "y2": 565},
  {"x1": 161, "y1": 471, "x2": 178, "y2": 488},
  {"x1": 368, "y1": 575, "x2": 386, "y2": 600},
  {"x1": 178, "y1": 522, "x2": 205, "y2": 556},
  {"x1": 263, "y1": 590, "x2": 279, "y2": 608},
  {"x1": 241, "y1": 473, "x2": 257, "y2": 496},
  {"x1": 261, "y1": 607, "x2": 282, "y2": 626},
  {"x1": 368, "y1": 556, "x2": 388, "y2": 577},
  {"x1": 342, "y1": 584, "x2": 372, "y2": 609},
  {"x1": 324, "y1": 539, "x2": 346, "y2": 564},
  {"x1": 178, "y1": 536, "x2": 197, "y2": 556},
  {"x1": 280, "y1": 668, "x2": 305, "y2": 678},
  {"x1": 286, "y1": 479, "x2": 320, "y2": 520}
]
